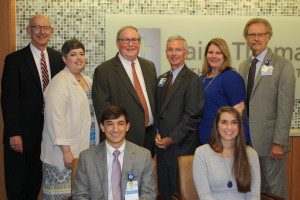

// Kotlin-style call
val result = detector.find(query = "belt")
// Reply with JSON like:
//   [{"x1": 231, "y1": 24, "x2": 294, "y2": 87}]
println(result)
[{"x1": 145, "y1": 125, "x2": 153, "y2": 132}]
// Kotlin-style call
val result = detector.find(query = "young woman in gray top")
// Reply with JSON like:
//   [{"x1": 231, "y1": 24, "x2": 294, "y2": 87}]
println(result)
[{"x1": 193, "y1": 106, "x2": 260, "y2": 200}]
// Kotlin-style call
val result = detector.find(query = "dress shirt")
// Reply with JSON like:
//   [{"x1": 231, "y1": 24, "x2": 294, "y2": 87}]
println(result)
[
  {"x1": 118, "y1": 53, "x2": 154, "y2": 126},
  {"x1": 30, "y1": 43, "x2": 52, "y2": 91},
  {"x1": 251, "y1": 48, "x2": 268, "y2": 78},
  {"x1": 170, "y1": 64, "x2": 184, "y2": 84},
  {"x1": 106, "y1": 140, "x2": 126, "y2": 200}
]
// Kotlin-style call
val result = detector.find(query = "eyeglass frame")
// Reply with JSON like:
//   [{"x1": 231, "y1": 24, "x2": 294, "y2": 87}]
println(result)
[
  {"x1": 246, "y1": 32, "x2": 269, "y2": 38},
  {"x1": 165, "y1": 48, "x2": 186, "y2": 53},
  {"x1": 30, "y1": 25, "x2": 53, "y2": 31},
  {"x1": 117, "y1": 38, "x2": 141, "y2": 44}
]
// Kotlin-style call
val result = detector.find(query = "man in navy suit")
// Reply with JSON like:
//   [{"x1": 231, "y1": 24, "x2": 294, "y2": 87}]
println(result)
[
  {"x1": 1, "y1": 14, "x2": 64, "y2": 199},
  {"x1": 155, "y1": 35, "x2": 204, "y2": 200}
]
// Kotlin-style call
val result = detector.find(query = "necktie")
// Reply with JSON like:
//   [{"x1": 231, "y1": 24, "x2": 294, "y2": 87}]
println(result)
[
  {"x1": 112, "y1": 150, "x2": 121, "y2": 200},
  {"x1": 41, "y1": 51, "x2": 49, "y2": 91},
  {"x1": 165, "y1": 71, "x2": 173, "y2": 94},
  {"x1": 163, "y1": 71, "x2": 173, "y2": 102},
  {"x1": 246, "y1": 58, "x2": 258, "y2": 116},
  {"x1": 131, "y1": 62, "x2": 149, "y2": 126}
]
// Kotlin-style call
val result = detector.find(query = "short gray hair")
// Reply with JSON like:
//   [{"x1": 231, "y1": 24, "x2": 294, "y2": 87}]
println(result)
[
  {"x1": 166, "y1": 35, "x2": 187, "y2": 49},
  {"x1": 116, "y1": 26, "x2": 140, "y2": 41}
]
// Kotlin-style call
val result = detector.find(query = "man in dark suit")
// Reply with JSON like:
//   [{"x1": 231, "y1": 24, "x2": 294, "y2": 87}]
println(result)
[
  {"x1": 1, "y1": 14, "x2": 64, "y2": 199},
  {"x1": 155, "y1": 35, "x2": 204, "y2": 200},
  {"x1": 92, "y1": 26, "x2": 157, "y2": 154},
  {"x1": 72, "y1": 105, "x2": 156, "y2": 200}
]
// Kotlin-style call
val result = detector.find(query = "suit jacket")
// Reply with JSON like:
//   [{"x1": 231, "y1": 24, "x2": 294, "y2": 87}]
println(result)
[
  {"x1": 157, "y1": 65, "x2": 204, "y2": 156},
  {"x1": 1, "y1": 44, "x2": 65, "y2": 151},
  {"x1": 72, "y1": 141, "x2": 156, "y2": 200},
  {"x1": 239, "y1": 48, "x2": 295, "y2": 156},
  {"x1": 92, "y1": 54, "x2": 157, "y2": 146}
]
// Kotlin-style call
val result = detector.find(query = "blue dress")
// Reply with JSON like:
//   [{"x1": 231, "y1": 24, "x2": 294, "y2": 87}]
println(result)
[{"x1": 199, "y1": 68, "x2": 250, "y2": 144}]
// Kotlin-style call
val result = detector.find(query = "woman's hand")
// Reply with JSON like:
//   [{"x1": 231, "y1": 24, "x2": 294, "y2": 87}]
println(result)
[{"x1": 60, "y1": 145, "x2": 74, "y2": 169}]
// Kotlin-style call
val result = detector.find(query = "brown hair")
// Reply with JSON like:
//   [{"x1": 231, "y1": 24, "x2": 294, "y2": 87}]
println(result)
[
  {"x1": 201, "y1": 38, "x2": 231, "y2": 76},
  {"x1": 209, "y1": 106, "x2": 251, "y2": 192},
  {"x1": 243, "y1": 18, "x2": 273, "y2": 38},
  {"x1": 100, "y1": 105, "x2": 129, "y2": 124}
]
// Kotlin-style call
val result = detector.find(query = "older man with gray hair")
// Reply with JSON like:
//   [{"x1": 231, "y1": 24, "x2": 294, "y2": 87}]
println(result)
[
  {"x1": 1, "y1": 14, "x2": 64, "y2": 199},
  {"x1": 92, "y1": 26, "x2": 157, "y2": 155},
  {"x1": 155, "y1": 35, "x2": 204, "y2": 200},
  {"x1": 239, "y1": 18, "x2": 295, "y2": 199}
]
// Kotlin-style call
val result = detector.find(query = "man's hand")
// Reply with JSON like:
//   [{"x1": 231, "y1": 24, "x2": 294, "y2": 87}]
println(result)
[
  {"x1": 155, "y1": 133, "x2": 174, "y2": 149},
  {"x1": 269, "y1": 143, "x2": 284, "y2": 160},
  {"x1": 10, "y1": 135, "x2": 23, "y2": 153}
]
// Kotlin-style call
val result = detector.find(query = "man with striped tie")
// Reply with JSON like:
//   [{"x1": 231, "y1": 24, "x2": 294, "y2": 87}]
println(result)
[{"x1": 1, "y1": 14, "x2": 64, "y2": 199}]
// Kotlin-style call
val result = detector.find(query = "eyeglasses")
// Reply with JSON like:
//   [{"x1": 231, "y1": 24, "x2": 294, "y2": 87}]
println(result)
[
  {"x1": 246, "y1": 32, "x2": 269, "y2": 38},
  {"x1": 118, "y1": 38, "x2": 141, "y2": 44},
  {"x1": 30, "y1": 25, "x2": 52, "y2": 31},
  {"x1": 165, "y1": 48, "x2": 186, "y2": 53}
]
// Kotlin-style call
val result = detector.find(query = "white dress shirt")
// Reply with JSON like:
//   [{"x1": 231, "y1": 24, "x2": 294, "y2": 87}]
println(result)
[
  {"x1": 118, "y1": 53, "x2": 154, "y2": 126},
  {"x1": 106, "y1": 140, "x2": 126, "y2": 200},
  {"x1": 170, "y1": 64, "x2": 184, "y2": 84},
  {"x1": 30, "y1": 43, "x2": 51, "y2": 91}
]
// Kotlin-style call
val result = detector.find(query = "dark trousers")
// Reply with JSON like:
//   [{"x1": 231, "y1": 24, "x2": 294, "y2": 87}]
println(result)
[
  {"x1": 156, "y1": 146, "x2": 179, "y2": 200},
  {"x1": 144, "y1": 125, "x2": 155, "y2": 157},
  {"x1": 4, "y1": 143, "x2": 42, "y2": 200}
]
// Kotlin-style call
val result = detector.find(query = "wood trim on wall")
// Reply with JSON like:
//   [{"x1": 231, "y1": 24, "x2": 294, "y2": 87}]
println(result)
[{"x1": 0, "y1": 0, "x2": 16, "y2": 199}]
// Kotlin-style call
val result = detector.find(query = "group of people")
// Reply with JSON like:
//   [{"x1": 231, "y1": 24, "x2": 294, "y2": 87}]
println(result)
[{"x1": 1, "y1": 13, "x2": 295, "y2": 200}]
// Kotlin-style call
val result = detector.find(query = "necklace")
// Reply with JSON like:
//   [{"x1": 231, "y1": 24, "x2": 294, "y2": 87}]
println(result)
[
  {"x1": 202, "y1": 73, "x2": 219, "y2": 92},
  {"x1": 221, "y1": 156, "x2": 233, "y2": 188}
]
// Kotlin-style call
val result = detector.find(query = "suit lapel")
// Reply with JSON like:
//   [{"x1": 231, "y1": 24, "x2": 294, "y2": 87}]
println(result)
[
  {"x1": 252, "y1": 48, "x2": 273, "y2": 95},
  {"x1": 113, "y1": 56, "x2": 143, "y2": 108},
  {"x1": 47, "y1": 47, "x2": 61, "y2": 78},
  {"x1": 121, "y1": 142, "x2": 135, "y2": 197},
  {"x1": 160, "y1": 66, "x2": 187, "y2": 115},
  {"x1": 94, "y1": 143, "x2": 109, "y2": 200},
  {"x1": 23, "y1": 44, "x2": 43, "y2": 92}
]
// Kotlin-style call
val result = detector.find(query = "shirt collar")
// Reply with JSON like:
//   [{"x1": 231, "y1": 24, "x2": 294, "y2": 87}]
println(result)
[
  {"x1": 252, "y1": 48, "x2": 268, "y2": 63},
  {"x1": 105, "y1": 140, "x2": 126, "y2": 155},
  {"x1": 118, "y1": 53, "x2": 138, "y2": 65},
  {"x1": 170, "y1": 64, "x2": 184, "y2": 79}
]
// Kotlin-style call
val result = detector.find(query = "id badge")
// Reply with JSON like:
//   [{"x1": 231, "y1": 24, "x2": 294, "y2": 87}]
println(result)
[
  {"x1": 125, "y1": 181, "x2": 139, "y2": 200},
  {"x1": 261, "y1": 65, "x2": 273, "y2": 76},
  {"x1": 158, "y1": 77, "x2": 167, "y2": 88}
]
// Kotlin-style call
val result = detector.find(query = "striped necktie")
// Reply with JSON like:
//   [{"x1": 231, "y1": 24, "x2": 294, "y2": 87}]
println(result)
[
  {"x1": 112, "y1": 150, "x2": 121, "y2": 200},
  {"x1": 41, "y1": 51, "x2": 49, "y2": 91}
]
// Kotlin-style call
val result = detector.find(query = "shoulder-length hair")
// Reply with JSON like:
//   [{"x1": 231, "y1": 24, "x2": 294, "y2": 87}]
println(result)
[
  {"x1": 209, "y1": 106, "x2": 251, "y2": 192},
  {"x1": 201, "y1": 38, "x2": 231, "y2": 76}
]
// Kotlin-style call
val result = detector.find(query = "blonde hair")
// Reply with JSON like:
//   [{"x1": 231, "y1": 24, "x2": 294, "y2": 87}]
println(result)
[{"x1": 243, "y1": 18, "x2": 273, "y2": 38}]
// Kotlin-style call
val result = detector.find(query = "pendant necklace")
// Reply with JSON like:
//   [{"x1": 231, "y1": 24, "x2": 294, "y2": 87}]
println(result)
[
  {"x1": 202, "y1": 73, "x2": 219, "y2": 92},
  {"x1": 221, "y1": 156, "x2": 233, "y2": 188}
]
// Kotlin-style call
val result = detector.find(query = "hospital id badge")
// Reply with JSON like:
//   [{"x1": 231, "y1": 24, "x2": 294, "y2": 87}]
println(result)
[{"x1": 125, "y1": 181, "x2": 139, "y2": 200}]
